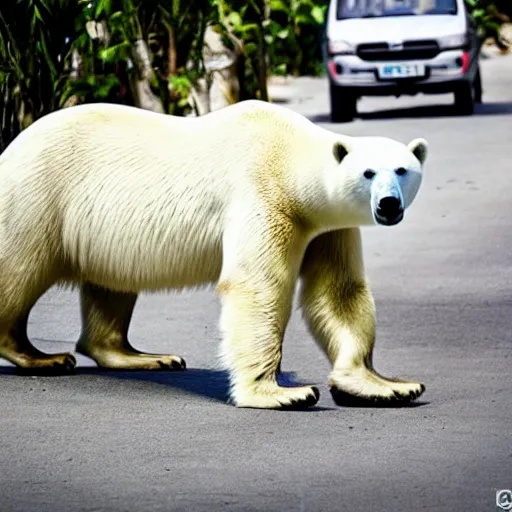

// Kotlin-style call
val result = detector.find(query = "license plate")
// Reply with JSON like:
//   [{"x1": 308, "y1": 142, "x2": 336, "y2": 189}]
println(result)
[{"x1": 378, "y1": 63, "x2": 426, "y2": 79}]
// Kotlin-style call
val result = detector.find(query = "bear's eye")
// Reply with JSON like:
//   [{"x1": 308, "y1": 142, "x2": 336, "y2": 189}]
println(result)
[
  {"x1": 395, "y1": 167, "x2": 407, "y2": 176},
  {"x1": 364, "y1": 169, "x2": 376, "y2": 180}
]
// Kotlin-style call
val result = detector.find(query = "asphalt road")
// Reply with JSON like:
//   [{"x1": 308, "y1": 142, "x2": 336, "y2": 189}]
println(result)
[{"x1": 1, "y1": 50, "x2": 511, "y2": 512}]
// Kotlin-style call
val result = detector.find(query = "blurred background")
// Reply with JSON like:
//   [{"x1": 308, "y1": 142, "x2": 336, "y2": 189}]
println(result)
[{"x1": 0, "y1": 0, "x2": 510, "y2": 152}]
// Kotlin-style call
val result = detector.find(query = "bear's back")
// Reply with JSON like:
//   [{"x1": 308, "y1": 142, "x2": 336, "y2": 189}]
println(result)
[{"x1": 0, "y1": 101, "x2": 326, "y2": 292}]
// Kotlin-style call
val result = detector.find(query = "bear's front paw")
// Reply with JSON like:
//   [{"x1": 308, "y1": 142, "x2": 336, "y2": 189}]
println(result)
[
  {"x1": 232, "y1": 383, "x2": 320, "y2": 409},
  {"x1": 329, "y1": 371, "x2": 425, "y2": 408}
]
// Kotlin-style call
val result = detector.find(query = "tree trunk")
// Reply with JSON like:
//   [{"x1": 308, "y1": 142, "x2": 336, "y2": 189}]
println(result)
[
  {"x1": 62, "y1": 49, "x2": 83, "y2": 108},
  {"x1": 200, "y1": 25, "x2": 242, "y2": 113},
  {"x1": 168, "y1": 24, "x2": 177, "y2": 76},
  {"x1": 256, "y1": 0, "x2": 270, "y2": 101},
  {"x1": 257, "y1": 30, "x2": 269, "y2": 102},
  {"x1": 132, "y1": 39, "x2": 165, "y2": 113},
  {"x1": 190, "y1": 77, "x2": 211, "y2": 116}
]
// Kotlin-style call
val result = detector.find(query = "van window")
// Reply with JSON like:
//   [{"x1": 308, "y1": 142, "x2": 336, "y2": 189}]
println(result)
[{"x1": 337, "y1": 0, "x2": 458, "y2": 19}]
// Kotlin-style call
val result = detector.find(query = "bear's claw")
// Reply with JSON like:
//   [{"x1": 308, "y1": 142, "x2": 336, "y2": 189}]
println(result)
[
  {"x1": 53, "y1": 354, "x2": 77, "y2": 374},
  {"x1": 280, "y1": 386, "x2": 320, "y2": 410},
  {"x1": 158, "y1": 357, "x2": 186, "y2": 371},
  {"x1": 330, "y1": 383, "x2": 425, "y2": 408},
  {"x1": 232, "y1": 384, "x2": 320, "y2": 409}
]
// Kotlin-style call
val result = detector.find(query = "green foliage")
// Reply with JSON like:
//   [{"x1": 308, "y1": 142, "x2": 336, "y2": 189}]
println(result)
[
  {"x1": 168, "y1": 72, "x2": 194, "y2": 111},
  {"x1": 61, "y1": 74, "x2": 122, "y2": 104},
  {"x1": 267, "y1": 0, "x2": 328, "y2": 76},
  {"x1": 465, "y1": 0, "x2": 510, "y2": 47},
  {"x1": 216, "y1": 1, "x2": 270, "y2": 100},
  {"x1": 212, "y1": 0, "x2": 328, "y2": 101},
  {"x1": 0, "y1": 0, "x2": 84, "y2": 151},
  {"x1": 0, "y1": 0, "x2": 328, "y2": 147}
]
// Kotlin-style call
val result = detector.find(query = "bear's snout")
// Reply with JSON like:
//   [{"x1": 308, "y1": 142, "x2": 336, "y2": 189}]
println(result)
[{"x1": 375, "y1": 196, "x2": 404, "y2": 226}]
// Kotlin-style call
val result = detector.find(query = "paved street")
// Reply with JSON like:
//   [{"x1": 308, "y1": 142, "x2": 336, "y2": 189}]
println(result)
[{"x1": 1, "y1": 50, "x2": 511, "y2": 512}]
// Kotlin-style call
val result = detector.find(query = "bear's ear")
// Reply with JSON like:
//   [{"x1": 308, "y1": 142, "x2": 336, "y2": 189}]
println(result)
[
  {"x1": 333, "y1": 140, "x2": 350, "y2": 164},
  {"x1": 408, "y1": 138, "x2": 428, "y2": 166}
]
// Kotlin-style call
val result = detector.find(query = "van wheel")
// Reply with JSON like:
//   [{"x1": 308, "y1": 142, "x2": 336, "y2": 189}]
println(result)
[
  {"x1": 330, "y1": 83, "x2": 356, "y2": 123},
  {"x1": 454, "y1": 81, "x2": 474, "y2": 115},
  {"x1": 474, "y1": 67, "x2": 483, "y2": 104}
]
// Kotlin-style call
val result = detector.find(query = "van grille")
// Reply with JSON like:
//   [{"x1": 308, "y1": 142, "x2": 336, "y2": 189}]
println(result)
[{"x1": 357, "y1": 40, "x2": 440, "y2": 61}]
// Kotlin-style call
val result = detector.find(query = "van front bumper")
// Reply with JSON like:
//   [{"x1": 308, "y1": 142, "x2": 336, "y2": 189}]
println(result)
[{"x1": 326, "y1": 49, "x2": 472, "y2": 95}]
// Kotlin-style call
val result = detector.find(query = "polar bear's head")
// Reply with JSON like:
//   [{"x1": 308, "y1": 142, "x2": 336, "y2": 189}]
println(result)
[{"x1": 326, "y1": 135, "x2": 428, "y2": 228}]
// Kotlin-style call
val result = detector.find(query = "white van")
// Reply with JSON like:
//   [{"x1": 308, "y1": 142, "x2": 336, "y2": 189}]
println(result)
[{"x1": 322, "y1": 0, "x2": 483, "y2": 121}]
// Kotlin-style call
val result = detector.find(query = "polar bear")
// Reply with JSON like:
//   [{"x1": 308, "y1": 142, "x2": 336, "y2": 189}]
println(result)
[{"x1": 0, "y1": 99, "x2": 428, "y2": 409}]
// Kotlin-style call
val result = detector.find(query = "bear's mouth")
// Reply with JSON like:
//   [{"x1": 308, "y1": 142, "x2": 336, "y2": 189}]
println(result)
[{"x1": 374, "y1": 211, "x2": 404, "y2": 226}]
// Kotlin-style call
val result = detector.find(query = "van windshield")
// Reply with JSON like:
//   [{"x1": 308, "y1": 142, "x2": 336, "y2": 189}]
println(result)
[{"x1": 337, "y1": 0, "x2": 458, "y2": 19}]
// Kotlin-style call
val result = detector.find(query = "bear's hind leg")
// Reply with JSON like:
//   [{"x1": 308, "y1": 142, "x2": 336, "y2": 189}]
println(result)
[
  {"x1": 0, "y1": 238, "x2": 76, "y2": 373},
  {"x1": 300, "y1": 228, "x2": 425, "y2": 407},
  {"x1": 76, "y1": 283, "x2": 186, "y2": 370},
  {"x1": 0, "y1": 311, "x2": 76, "y2": 374}
]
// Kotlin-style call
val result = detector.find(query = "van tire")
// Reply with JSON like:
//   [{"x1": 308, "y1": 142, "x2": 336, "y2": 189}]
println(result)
[
  {"x1": 330, "y1": 83, "x2": 357, "y2": 123},
  {"x1": 474, "y1": 67, "x2": 483, "y2": 104},
  {"x1": 454, "y1": 81, "x2": 475, "y2": 115}
]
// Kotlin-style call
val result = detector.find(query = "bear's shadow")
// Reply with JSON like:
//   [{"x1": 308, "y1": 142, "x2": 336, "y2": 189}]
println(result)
[
  {"x1": 0, "y1": 365, "x2": 232, "y2": 402},
  {"x1": 0, "y1": 365, "x2": 308, "y2": 401},
  {"x1": 101, "y1": 369, "x2": 338, "y2": 410},
  {"x1": 102, "y1": 367, "x2": 231, "y2": 402},
  {"x1": 0, "y1": 365, "x2": 428, "y2": 410}
]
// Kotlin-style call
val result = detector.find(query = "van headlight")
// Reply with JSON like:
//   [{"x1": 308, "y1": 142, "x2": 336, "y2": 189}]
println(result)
[
  {"x1": 328, "y1": 39, "x2": 355, "y2": 55},
  {"x1": 438, "y1": 33, "x2": 469, "y2": 50}
]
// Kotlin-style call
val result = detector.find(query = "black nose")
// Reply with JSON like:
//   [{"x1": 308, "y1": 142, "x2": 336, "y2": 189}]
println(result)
[{"x1": 377, "y1": 196, "x2": 402, "y2": 218}]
